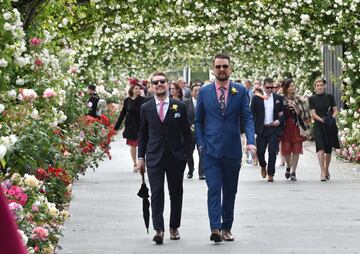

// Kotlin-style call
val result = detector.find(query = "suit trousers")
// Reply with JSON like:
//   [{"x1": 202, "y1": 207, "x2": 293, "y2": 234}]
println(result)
[
  {"x1": 203, "y1": 153, "x2": 241, "y2": 231},
  {"x1": 187, "y1": 134, "x2": 204, "y2": 177},
  {"x1": 256, "y1": 126, "x2": 280, "y2": 176},
  {"x1": 147, "y1": 152, "x2": 186, "y2": 231}
]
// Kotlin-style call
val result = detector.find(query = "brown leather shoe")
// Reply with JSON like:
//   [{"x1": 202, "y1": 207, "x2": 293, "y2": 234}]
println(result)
[
  {"x1": 170, "y1": 228, "x2": 180, "y2": 240},
  {"x1": 261, "y1": 166, "x2": 267, "y2": 178},
  {"x1": 267, "y1": 175, "x2": 274, "y2": 182},
  {"x1": 221, "y1": 230, "x2": 235, "y2": 241},
  {"x1": 210, "y1": 229, "x2": 222, "y2": 243},
  {"x1": 153, "y1": 230, "x2": 164, "y2": 244}
]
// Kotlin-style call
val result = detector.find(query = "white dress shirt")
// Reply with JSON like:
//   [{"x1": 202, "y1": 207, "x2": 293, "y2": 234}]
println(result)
[
  {"x1": 263, "y1": 93, "x2": 274, "y2": 125},
  {"x1": 192, "y1": 97, "x2": 197, "y2": 109},
  {"x1": 155, "y1": 96, "x2": 170, "y2": 118}
]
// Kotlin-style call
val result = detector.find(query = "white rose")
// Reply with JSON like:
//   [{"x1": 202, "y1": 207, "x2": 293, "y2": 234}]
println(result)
[
  {"x1": 354, "y1": 112, "x2": 360, "y2": 119},
  {"x1": 0, "y1": 104, "x2": 4, "y2": 114},
  {"x1": 30, "y1": 109, "x2": 39, "y2": 120},
  {"x1": 300, "y1": 14, "x2": 310, "y2": 25},
  {"x1": 3, "y1": 12, "x2": 12, "y2": 20},
  {"x1": 0, "y1": 58, "x2": 8, "y2": 68},
  {"x1": 18, "y1": 230, "x2": 28, "y2": 245},
  {"x1": 350, "y1": 97, "x2": 356, "y2": 104},
  {"x1": 48, "y1": 206, "x2": 59, "y2": 218},
  {"x1": 7, "y1": 90, "x2": 17, "y2": 98},
  {"x1": 50, "y1": 121, "x2": 58, "y2": 128},
  {"x1": 357, "y1": 88, "x2": 360, "y2": 94},
  {"x1": 0, "y1": 145, "x2": 7, "y2": 160},
  {"x1": 3, "y1": 22, "x2": 14, "y2": 31},
  {"x1": 15, "y1": 56, "x2": 28, "y2": 67},
  {"x1": 24, "y1": 175, "x2": 40, "y2": 188}
]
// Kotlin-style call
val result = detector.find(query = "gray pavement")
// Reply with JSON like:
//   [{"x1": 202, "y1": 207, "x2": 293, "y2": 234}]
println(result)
[{"x1": 57, "y1": 137, "x2": 360, "y2": 254}]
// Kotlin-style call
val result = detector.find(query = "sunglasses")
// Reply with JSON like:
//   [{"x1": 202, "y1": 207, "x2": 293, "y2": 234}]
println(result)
[
  {"x1": 265, "y1": 86, "x2": 276, "y2": 89},
  {"x1": 152, "y1": 79, "x2": 167, "y2": 85},
  {"x1": 214, "y1": 64, "x2": 229, "y2": 70}
]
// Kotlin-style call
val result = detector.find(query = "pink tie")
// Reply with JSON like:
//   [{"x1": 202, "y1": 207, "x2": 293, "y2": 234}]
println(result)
[{"x1": 159, "y1": 101, "x2": 165, "y2": 122}]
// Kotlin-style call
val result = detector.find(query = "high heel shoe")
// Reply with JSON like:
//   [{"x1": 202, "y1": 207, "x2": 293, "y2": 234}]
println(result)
[
  {"x1": 320, "y1": 178, "x2": 326, "y2": 182},
  {"x1": 325, "y1": 174, "x2": 330, "y2": 180},
  {"x1": 285, "y1": 168, "x2": 291, "y2": 179}
]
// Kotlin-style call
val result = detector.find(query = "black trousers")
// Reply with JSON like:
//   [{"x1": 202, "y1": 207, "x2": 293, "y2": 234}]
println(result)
[
  {"x1": 256, "y1": 126, "x2": 280, "y2": 176},
  {"x1": 187, "y1": 135, "x2": 204, "y2": 177},
  {"x1": 147, "y1": 153, "x2": 186, "y2": 231}
]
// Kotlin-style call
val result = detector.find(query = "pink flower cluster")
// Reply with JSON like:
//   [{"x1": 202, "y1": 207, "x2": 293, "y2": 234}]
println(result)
[
  {"x1": 43, "y1": 88, "x2": 57, "y2": 98},
  {"x1": 3, "y1": 185, "x2": 28, "y2": 206},
  {"x1": 19, "y1": 88, "x2": 38, "y2": 101},
  {"x1": 30, "y1": 38, "x2": 42, "y2": 46},
  {"x1": 32, "y1": 227, "x2": 49, "y2": 241},
  {"x1": 341, "y1": 144, "x2": 360, "y2": 162}
]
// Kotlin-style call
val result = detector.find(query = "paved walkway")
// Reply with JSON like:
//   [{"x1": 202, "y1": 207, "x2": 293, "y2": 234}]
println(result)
[{"x1": 57, "y1": 137, "x2": 360, "y2": 254}]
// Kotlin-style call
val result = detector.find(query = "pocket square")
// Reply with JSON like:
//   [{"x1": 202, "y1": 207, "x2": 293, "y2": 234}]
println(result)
[
  {"x1": 174, "y1": 112, "x2": 181, "y2": 118},
  {"x1": 275, "y1": 100, "x2": 280, "y2": 104}
]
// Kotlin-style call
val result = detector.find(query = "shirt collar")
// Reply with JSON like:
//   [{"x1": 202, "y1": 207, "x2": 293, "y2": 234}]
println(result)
[
  {"x1": 155, "y1": 96, "x2": 170, "y2": 105},
  {"x1": 215, "y1": 80, "x2": 230, "y2": 90}
]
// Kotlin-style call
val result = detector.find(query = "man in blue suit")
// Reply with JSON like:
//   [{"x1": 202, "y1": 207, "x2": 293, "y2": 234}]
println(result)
[{"x1": 195, "y1": 54, "x2": 256, "y2": 243}]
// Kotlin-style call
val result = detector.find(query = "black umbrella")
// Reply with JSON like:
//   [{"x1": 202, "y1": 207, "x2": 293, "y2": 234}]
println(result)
[{"x1": 137, "y1": 172, "x2": 150, "y2": 234}]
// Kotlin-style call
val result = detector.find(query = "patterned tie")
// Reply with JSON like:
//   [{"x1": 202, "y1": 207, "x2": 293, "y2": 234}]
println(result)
[
  {"x1": 159, "y1": 101, "x2": 165, "y2": 122},
  {"x1": 219, "y1": 87, "x2": 226, "y2": 114}
]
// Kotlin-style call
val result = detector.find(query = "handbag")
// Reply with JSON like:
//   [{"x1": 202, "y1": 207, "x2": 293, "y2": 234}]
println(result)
[{"x1": 297, "y1": 114, "x2": 311, "y2": 140}]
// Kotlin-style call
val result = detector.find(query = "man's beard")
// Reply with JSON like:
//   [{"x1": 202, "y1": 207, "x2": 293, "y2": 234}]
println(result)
[
  {"x1": 155, "y1": 91, "x2": 167, "y2": 97},
  {"x1": 216, "y1": 72, "x2": 229, "y2": 81}
]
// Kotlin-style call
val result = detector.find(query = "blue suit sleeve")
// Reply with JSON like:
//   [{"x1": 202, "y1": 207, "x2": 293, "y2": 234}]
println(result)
[
  {"x1": 240, "y1": 86, "x2": 255, "y2": 145},
  {"x1": 194, "y1": 88, "x2": 205, "y2": 148}
]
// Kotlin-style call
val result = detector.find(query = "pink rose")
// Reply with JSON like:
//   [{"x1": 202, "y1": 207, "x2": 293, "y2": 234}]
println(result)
[
  {"x1": 32, "y1": 227, "x2": 49, "y2": 241},
  {"x1": 34, "y1": 58, "x2": 43, "y2": 67},
  {"x1": 43, "y1": 88, "x2": 57, "y2": 98},
  {"x1": 30, "y1": 38, "x2": 42, "y2": 46},
  {"x1": 32, "y1": 204, "x2": 39, "y2": 212}
]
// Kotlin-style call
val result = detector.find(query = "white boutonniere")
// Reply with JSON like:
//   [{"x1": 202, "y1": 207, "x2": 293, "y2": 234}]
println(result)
[
  {"x1": 231, "y1": 87, "x2": 238, "y2": 95},
  {"x1": 171, "y1": 104, "x2": 178, "y2": 112}
]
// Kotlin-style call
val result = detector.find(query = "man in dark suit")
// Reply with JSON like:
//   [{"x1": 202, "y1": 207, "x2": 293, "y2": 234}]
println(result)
[
  {"x1": 195, "y1": 54, "x2": 256, "y2": 242},
  {"x1": 137, "y1": 71, "x2": 192, "y2": 245},
  {"x1": 251, "y1": 78, "x2": 284, "y2": 182},
  {"x1": 185, "y1": 83, "x2": 205, "y2": 180}
]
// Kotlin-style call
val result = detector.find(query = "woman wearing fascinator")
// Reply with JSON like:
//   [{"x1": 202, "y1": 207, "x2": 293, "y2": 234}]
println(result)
[{"x1": 114, "y1": 78, "x2": 145, "y2": 172}]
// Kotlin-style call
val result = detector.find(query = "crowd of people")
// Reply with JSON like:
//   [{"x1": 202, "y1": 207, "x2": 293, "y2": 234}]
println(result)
[{"x1": 85, "y1": 53, "x2": 340, "y2": 245}]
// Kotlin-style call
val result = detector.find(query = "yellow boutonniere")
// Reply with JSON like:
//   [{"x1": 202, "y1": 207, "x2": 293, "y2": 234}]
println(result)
[
  {"x1": 231, "y1": 87, "x2": 238, "y2": 95},
  {"x1": 171, "y1": 104, "x2": 178, "y2": 112}
]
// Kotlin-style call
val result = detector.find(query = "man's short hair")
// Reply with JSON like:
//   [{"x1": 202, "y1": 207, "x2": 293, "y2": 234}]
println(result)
[
  {"x1": 263, "y1": 78, "x2": 274, "y2": 85},
  {"x1": 151, "y1": 71, "x2": 167, "y2": 81},
  {"x1": 87, "y1": 84, "x2": 96, "y2": 91},
  {"x1": 212, "y1": 53, "x2": 231, "y2": 65}
]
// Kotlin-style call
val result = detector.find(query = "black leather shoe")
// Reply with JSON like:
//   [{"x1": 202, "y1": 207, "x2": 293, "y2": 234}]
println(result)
[
  {"x1": 187, "y1": 172, "x2": 193, "y2": 179},
  {"x1": 199, "y1": 175, "x2": 205, "y2": 180},
  {"x1": 210, "y1": 229, "x2": 222, "y2": 243},
  {"x1": 153, "y1": 230, "x2": 164, "y2": 244},
  {"x1": 170, "y1": 228, "x2": 180, "y2": 240},
  {"x1": 221, "y1": 230, "x2": 235, "y2": 241}
]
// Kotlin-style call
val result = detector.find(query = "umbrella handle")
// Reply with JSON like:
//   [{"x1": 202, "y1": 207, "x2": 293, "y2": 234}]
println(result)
[{"x1": 141, "y1": 172, "x2": 145, "y2": 184}]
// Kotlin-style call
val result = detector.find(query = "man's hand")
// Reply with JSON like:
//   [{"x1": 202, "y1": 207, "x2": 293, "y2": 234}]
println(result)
[
  {"x1": 272, "y1": 120, "x2": 280, "y2": 127},
  {"x1": 246, "y1": 144, "x2": 257, "y2": 159},
  {"x1": 137, "y1": 159, "x2": 146, "y2": 174}
]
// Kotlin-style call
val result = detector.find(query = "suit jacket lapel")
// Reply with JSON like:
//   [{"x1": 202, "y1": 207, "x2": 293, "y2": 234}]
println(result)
[
  {"x1": 163, "y1": 99, "x2": 173, "y2": 126},
  {"x1": 211, "y1": 83, "x2": 222, "y2": 114},
  {"x1": 225, "y1": 82, "x2": 234, "y2": 115}
]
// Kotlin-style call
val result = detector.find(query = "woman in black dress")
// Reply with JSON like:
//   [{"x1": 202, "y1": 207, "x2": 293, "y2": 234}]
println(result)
[
  {"x1": 114, "y1": 83, "x2": 145, "y2": 172},
  {"x1": 309, "y1": 78, "x2": 340, "y2": 181}
]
